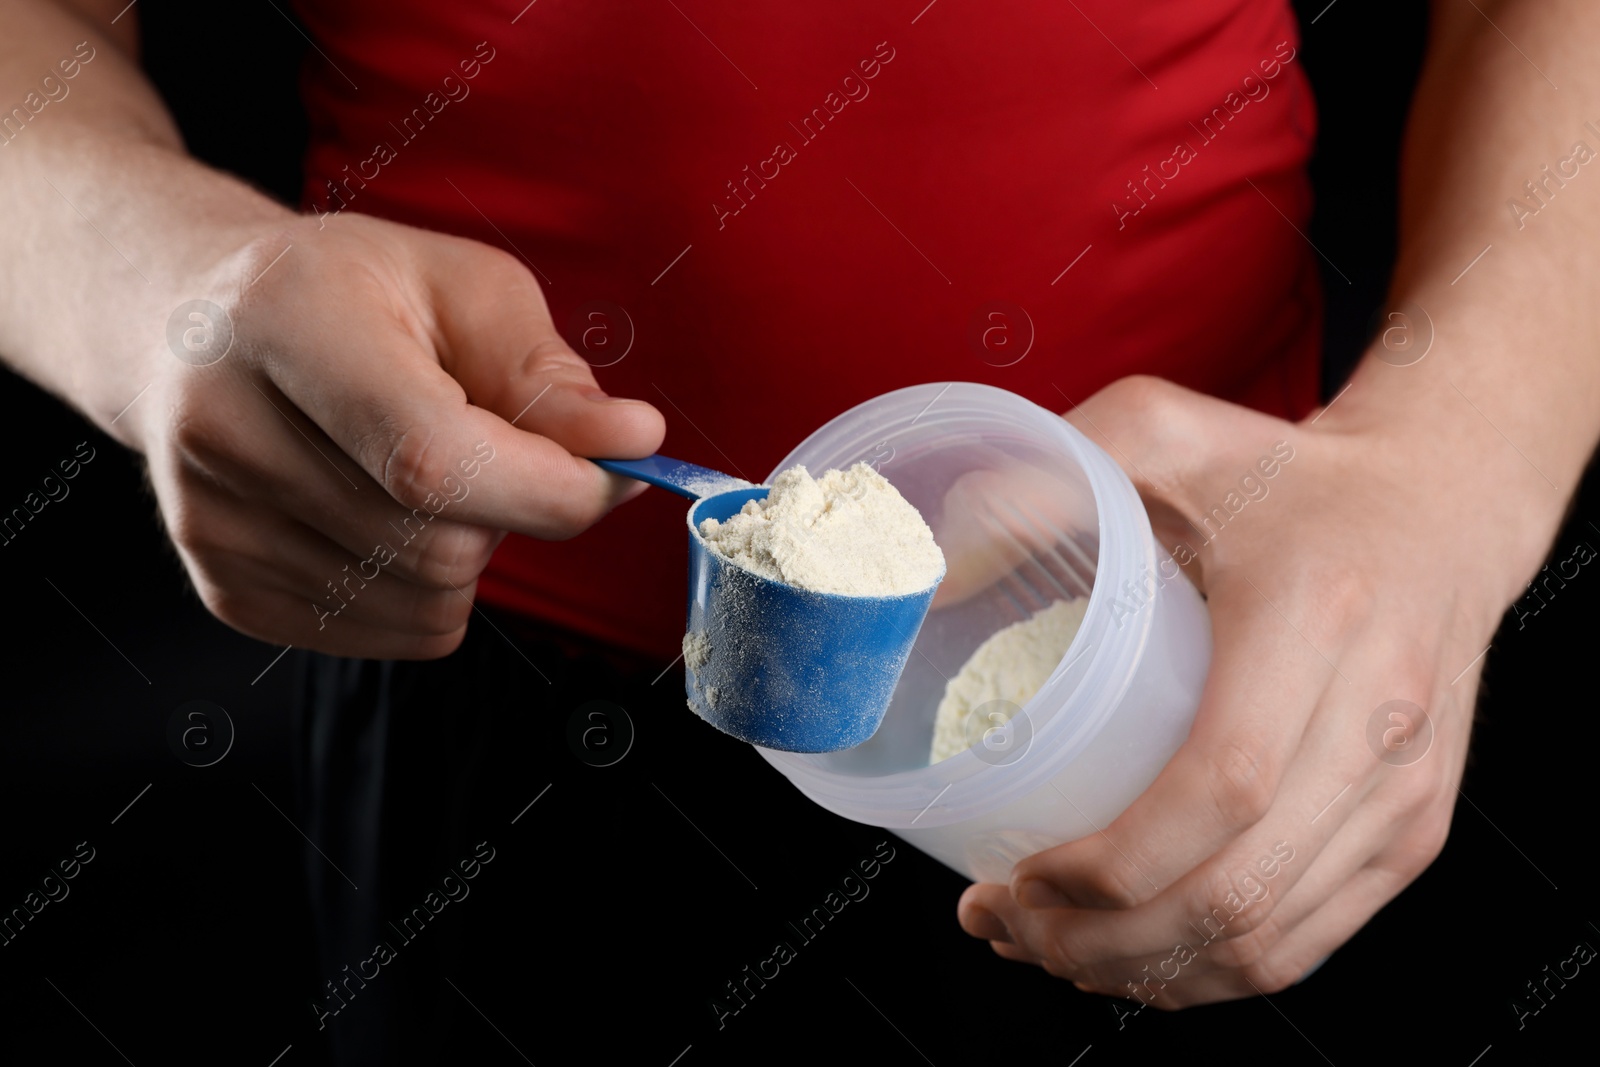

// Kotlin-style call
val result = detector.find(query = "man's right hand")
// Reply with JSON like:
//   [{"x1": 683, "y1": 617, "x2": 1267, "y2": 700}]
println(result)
[
  {"x1": 131, "y1": 214, "x2": 664, "y2": 658},
  {"x1": 1, "y1": 5, "x2": 661, "y2": 659}
]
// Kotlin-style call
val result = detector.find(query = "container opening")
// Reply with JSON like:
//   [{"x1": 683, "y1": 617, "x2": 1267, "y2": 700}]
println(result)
[{"x1": 801, "y1": 435, "x2": 1101, "y2": 777}]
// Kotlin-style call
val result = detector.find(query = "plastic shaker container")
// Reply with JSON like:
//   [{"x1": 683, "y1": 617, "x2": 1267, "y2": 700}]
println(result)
[{"x1": 754, "y1": 383, "x2": 1212, "y2": 884}]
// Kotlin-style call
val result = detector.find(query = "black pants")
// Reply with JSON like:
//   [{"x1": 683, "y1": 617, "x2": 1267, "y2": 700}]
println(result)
[
  {"x1": 288, "y1": 607, "x2": 962, "y2": 1066},
  {"x1": 290, "y1": 609, "x2": 664, "y2": 1064}
]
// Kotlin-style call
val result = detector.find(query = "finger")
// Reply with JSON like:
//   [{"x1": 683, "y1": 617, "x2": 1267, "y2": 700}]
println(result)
[
  {"x1": 999, "y1": 707, "x2": 1383, "y2": 965},
  {"x1": 1001, "y1": 780, "x2": 1364, "y2": 974},
  {"x1": 966, "y1": 878, "x2": 1165, "y2": 989},
  {"x1": 1008, "y1": 564, "x2": 1347, "y2": 911},
  {"x1": 1074, "y1": 852, "x2": 1413, "y2": 1008},
  {"x1": 420, "y1": 234, "x2": 666, "y2": 459},
  {"x1": 958, "y1": 883, "x2": 1016, "y2": 943},
  {"x1": 209, "y1": 517, "x2": 479, "y2": 638},
  {"x1": 178, "y1": 553, "x2": 470, "y2": 660},
  {"x1": 246, "y1": 588, "x2": 469, "y2": 660},
  {"x1": 167, "y1": 480, "x2": 478, "y2": 639},
  {"x1": 1001, "y1": 607, "x2": 1445, "y2": 961},
  {"x1": 188, "y1": 376, "x2": 504, "y2": 589},
  {"x1": 957, "y1": 888, "x2": 1052, "y2": 971},
  {"x1": 967, "y1": 870, "x2": 1255, "y2": 993},
  {"x1": 992, "y1": 651, "x2": 1452, "y2": 979},
  {"x1": 1057, "y1": 376, "x2": 1294, "y2": 595},
  {"x1": 990, "y1": 941, "x2": 1043, "y2": 968},
  {"x1": 1057, "y1": 376, "x2": 1281, "y2": 517},
  {"x1": 1190, "y1": 742, "x2": 1465, "y2": 985},
  {"x1": 1132, "y1": 864, "x2": 1406, "y2": 1008},
  {"x1": 1184, "y1": 754, "x2": 1454, "y2": 976},
  {"x1": 1161, "y1": 624, "x2": 1460, "y2": 975},
  {"x1": 252, "y1": 246, "x2": 656, "y2": 539}
]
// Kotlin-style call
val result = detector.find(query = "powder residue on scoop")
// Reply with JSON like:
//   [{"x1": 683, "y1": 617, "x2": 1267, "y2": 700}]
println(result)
[
  {"x1": 683, "y1": 630, "x2": 712, "y2": 671},
  {"x1": 929, "y1": 597, "x2": 1088, "y2": 764},
  {"x1": 677, "y1": 470, "x2": 755, "y2": 499},
  {"x1": 696, "y1": 462, "x2": 943, "y2": 597}
]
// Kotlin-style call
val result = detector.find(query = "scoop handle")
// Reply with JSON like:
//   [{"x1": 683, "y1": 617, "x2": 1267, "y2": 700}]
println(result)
[{"x1": 593, "y1": 454, "x2": 749, "y2": 500}]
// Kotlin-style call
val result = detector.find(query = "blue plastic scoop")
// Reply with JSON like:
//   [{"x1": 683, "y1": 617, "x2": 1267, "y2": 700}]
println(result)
[{"x1": 596, "y1": 454, "x2": 942, "y2": 753}]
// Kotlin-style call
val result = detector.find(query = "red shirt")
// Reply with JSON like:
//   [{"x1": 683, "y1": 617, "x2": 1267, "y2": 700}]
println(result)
[{"x1": 294, "y1": 1, "x2": 1320, "y2": 661}]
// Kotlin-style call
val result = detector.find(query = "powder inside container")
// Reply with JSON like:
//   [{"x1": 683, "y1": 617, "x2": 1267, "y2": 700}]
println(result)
[
  {"x1": 696, "y1": 462, "x2": 944, "y2": 597},
  {"x1": 929, "y1": 597, "x2": 1088, "y2": 764}
]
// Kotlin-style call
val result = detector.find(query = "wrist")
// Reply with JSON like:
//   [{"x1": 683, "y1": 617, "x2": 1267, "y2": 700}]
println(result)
[
  {"x1": 110, "y1": 205, "x2": 301, "y2": 454},
  {"x1": 1306, "y1": 344, "x2": 1577, "y2": 621}
]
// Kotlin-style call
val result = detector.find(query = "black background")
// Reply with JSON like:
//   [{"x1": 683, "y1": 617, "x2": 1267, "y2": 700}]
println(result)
[{"x1": 1, "y1": 2, "x2": 1595, "y2": 1064}]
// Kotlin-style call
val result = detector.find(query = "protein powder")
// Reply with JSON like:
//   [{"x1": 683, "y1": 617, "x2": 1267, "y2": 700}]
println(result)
[
  {"x1": 695, "y1": 462, "x2": 943, "y2": 597},
  {"x1": 929, "y1": 597, "x2": 1088, "y2": 763}
]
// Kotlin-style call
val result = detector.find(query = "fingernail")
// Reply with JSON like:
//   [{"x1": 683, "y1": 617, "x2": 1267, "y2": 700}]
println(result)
[
  {"x1": 963, "y1": 906, "x2": 1011, "y2": 943},
  {"x1": 1015, "y1": 878, "x2": 1073, "y2": 910},
  {"x1": 584, "y1": 388, "x2": 648, "y2": 406}
]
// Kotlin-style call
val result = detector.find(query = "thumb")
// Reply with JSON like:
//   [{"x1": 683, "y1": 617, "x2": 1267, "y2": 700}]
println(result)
[
  {"x1": 1059, "y1": 376, "x2": 1214, "y2": 509},
  {"x1": 1058, "y1": 376, "x2": 1274, "y2": 592},
  {"x1": 424, "y1": 240, "x2": 665, "y2": 459}
]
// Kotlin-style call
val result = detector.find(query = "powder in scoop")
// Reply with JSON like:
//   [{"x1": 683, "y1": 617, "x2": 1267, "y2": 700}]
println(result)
[
  {"x1": 697, "y1": 462, "x2": 943, "y2": 596},
  {"x1": 929, "y1": 597, "x2": 1088, "y2": 764}
]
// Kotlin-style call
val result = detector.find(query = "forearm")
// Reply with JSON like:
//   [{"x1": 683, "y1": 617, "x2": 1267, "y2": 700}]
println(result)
[
  {"x1": 1317, "y1": 0, "x2": 1600, "y2": 608},
  {"x1": 0, "y1": 0, "x2": 293, "y2": 447}
]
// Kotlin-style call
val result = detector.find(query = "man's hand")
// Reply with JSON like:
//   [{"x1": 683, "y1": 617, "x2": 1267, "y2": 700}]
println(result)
[
  {"x1": 132, "y1": 214, "x2": 664, "y2": 658},
  {"x1": 0, "y1": 2, "x2": 664, "y2": 659},
  {"x1": 957, "y1": 0, "x2": 1600, "y2": 1010},
  {"x1": 955, "y1": 374, "x2": 1556, "y2": 1006}
]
